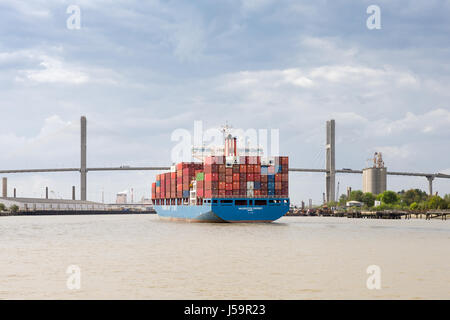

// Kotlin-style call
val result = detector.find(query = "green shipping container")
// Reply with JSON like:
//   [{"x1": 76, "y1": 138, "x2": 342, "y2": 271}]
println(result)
[{"x1": 196, "y1": 172, "x2": 204, "y2": 181}]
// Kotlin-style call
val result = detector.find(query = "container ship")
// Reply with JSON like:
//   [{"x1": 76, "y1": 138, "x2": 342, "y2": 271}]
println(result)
[{"x1": 151, "y1": 133, "x2": 289, "y2": 223}]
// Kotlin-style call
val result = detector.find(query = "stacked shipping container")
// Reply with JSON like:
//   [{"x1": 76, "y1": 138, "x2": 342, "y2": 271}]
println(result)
[{"x1": 152, "y1": 156, "x2": 288, "y2": 204}]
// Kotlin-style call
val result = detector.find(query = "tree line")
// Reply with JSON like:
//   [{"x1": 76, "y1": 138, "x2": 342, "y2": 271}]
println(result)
[{"x1": 337, "y1": 189, "x2": 449, "y2": 211}]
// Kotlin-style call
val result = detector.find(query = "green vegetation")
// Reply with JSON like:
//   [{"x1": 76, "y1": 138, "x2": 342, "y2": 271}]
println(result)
[
  {"x1": 398, "y1": 189, "x2": 428, "y2": 206},
  {"x1": 9, "y1": 205, "x2": 19, "y2": 213},
  {"x1": 377, "y1": 190, "x2": 399, "y2": 204},
  {"x1": 337, "y1": 189, "x2": 450, "y2": 211},
  {"x1": 427, "y1": 195, "x2": 448, "y2": 209},
  {"x1": 0, "y1": 203, "x2": 5, "y2": 211}
]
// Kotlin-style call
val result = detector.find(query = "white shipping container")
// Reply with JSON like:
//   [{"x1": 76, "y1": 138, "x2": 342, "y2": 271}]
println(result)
[{"x1": 226, "y1": 156, "x2": 237, "y2": 167}]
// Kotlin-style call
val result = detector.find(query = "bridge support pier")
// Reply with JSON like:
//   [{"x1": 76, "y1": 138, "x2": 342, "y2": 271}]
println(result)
[
  {"x1": 426, "y1": 175, "x2": 435, "y2": 196},
  {"x1": 326, "y1": 120, "x2": 336, "y2": 203},
  {"x1": 81, "y1": 116, "x2": 87, "y2": 201}
]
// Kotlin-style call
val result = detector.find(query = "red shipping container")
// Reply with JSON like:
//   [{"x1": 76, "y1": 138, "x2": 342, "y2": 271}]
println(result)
[
  {"x1": 246, "y1": 173, "x2": 253, "y2": 181},
  {"x1": 260, "y1": 189, "x2": 267, "y2": 196},
  {"x1": 225, "y1": 183, "x2": 232, "y2": 191},
  {"x1": 197, "y1": 189, "x2": 204, "y2": 197},
  {"x1": 233, "y1": 173, "x2": 240, "y2": 181},
  {"x1": 275, "y1": 174, "x2": 282, "y2": 182},
  {"x1": 219, "y1": 190, "x2": 226, "y2": 196},
  {"x1": 248, "y1": 156, "x2": 258, "y2": 164},
  {"x1": 205, "y1": 173, "x2": 218, "y2": 181},
  {"x1": 247, "y1": 165, "x2": 253, "y2": 173},
  {"x1": 232, "y1": 190, "x2": 239, "y2": 195},
  {"x1": 232, "y1": 181, "x2": 240, "y2": 190},
  {"x1": 253, "y1": 174, "x2": 261, "y2": 182},
  {"x1": 225, "y1": 176, "x2": 232, "y2": 183},
  {"x1": 282, "y1": 173, "x2": 288, "y2": 182},
  {"x1": 232, "y1": 165, "x2": 240, "y2": 173},
  {"x1": 219, "y1": 182, "x2": 225, "y2": 190},
  {"x1": 275, "y1": 182, "x2": 282, "y2": 190},
  {"x1": 218, "y1": 165, "x2": 225, "y2": 173},
  {"x1": 218, "y1": 173, "x2": 225, "y2": 182},
  {"x1": 261, "y1": 175, "x2": 268, "y2": 183},
  {"x1": 204, "y1": 164, "x2": 218, "y2": 174},
  {"x1": 225, "y1": 168, "x2": 233, "y2": 176},
  {"x1": 225, "y1": 190, "x2": 232, "y2": 196},
  {"x1": 254, "y1": 190, "x2": 260, "y2": 196},
  {"x1": 205, "y1": 181, "x2": 219, "y2": 190},
  {"x1": 239, "y1": 165, "x2": 247, "y2": 173},
  {"x1": 239, "y1": 173, "x2": 246, "y2": 181}
]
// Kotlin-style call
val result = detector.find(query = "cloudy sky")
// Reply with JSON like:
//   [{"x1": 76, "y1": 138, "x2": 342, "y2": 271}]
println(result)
[{"x1": 0, "y1": 0, "x2": 449, "y2": 204}]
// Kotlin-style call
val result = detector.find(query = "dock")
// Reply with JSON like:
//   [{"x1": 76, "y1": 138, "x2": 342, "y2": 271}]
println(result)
[
  {"x1": 286, "y1": 209, "x2": 449, "y2": 220},
  {"x1": 0, "y1": 209, "x2": 156, "y2": 217}
]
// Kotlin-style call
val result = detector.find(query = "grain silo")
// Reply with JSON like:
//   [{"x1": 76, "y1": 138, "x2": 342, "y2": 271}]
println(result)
[{"x1": 362, "y1": 152, "x2": 387, "y2": 195}]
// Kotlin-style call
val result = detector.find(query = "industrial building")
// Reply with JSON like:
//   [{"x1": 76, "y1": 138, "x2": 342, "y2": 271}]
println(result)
[
  {"x1": 116, "y1": 192, "x2": 127, "y2": 204},
  {"x1": 0, "y1": 197, "x2": 106, "y2": 211},
  {"x1": 362, "y1": 152, "x2": 387, "y2": 195}
]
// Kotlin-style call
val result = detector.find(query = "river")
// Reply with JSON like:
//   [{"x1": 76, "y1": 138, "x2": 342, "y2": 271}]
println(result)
[{"x1": 0, "y1": 215, "x2": 448, "y2": 299}]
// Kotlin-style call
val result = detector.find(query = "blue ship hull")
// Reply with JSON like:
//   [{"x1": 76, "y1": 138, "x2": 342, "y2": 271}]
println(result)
[{"x1": 155, "y1": 198, "x2": 289, "y2": 223}]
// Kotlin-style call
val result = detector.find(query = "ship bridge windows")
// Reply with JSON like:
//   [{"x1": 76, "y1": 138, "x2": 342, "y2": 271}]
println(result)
[
  {"x1": 235, "y1": 200, "x2": 247, "y2": 206},
  {"x1": 254, "y1": 200, "x2": 267, "y2": 205},
  {"x1": 269, "y1": 199, "x2": 281, "y2": 205}
]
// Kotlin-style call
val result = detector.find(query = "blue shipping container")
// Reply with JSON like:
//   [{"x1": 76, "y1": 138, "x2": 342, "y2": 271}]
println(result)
[{"x1": 183, "y1": 190, "x2": 190, "y2": 198}]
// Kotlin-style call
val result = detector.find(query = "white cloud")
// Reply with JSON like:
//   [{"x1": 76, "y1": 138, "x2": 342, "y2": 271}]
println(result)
[
  {"x1": 0, "y1": 0, "x2": 52, "y2": 18},
  {"x1": 19, "y1": 56, "x2": 90, "y2": 84},
  {"x1": 241, "y1": 0, "x2": 274, "y2": 11},
  {"x1": 0, "y1": 115, "x2": 78, "y2": 163}
]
